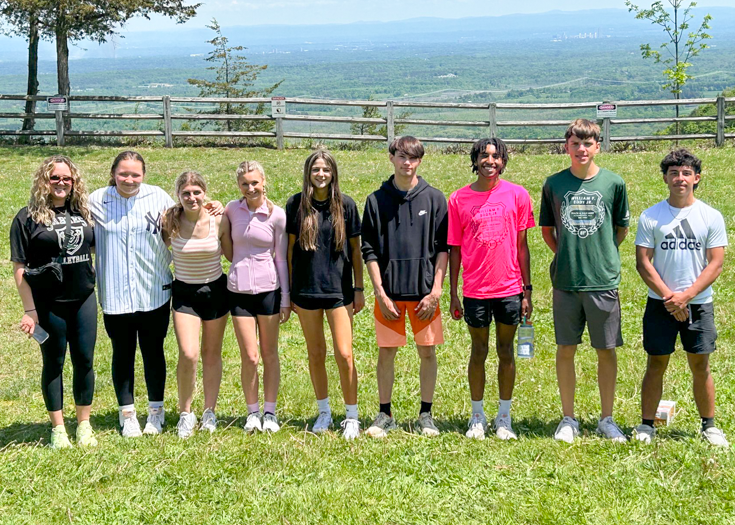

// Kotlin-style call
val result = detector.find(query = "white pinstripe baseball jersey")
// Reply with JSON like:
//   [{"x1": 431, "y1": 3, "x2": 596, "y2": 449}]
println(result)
[{"x1": 89, "y1": 183, "x2": 175, "y2": 315}]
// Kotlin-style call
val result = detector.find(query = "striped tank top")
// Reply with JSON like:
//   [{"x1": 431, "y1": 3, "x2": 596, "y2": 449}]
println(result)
[{"x1": 171, "y1": 215, "x2": 223, "y2": 284}]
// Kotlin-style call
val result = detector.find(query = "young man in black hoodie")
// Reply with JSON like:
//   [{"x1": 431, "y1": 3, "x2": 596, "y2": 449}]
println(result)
[{"x1": 362, "y1": 136, "x2": 449, "y2": 438}]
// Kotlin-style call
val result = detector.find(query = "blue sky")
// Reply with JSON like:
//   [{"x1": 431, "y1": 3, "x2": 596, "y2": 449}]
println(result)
[{"x1": 126, "y1": 0, "x2": 733, "y2": 30}]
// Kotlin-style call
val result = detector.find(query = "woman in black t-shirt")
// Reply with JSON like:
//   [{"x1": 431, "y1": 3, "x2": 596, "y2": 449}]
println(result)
[
  {"x1": 10, "y1": 156, "x2": 98, "y2": 449},
  {"x1": 286, "y1": 150, "x2": 364, "y2": 439}
]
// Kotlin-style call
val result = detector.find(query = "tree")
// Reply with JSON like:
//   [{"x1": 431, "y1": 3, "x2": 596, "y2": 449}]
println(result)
[
  {"x1": 187, "y1": 19, "x2": 282, "y2": 134},
  {"x1": 350, "y1": 96, "x2": 412, "y2": 139},
  {"x1": 661, "y1": 87, "x2": 735, "y2": 135},
  {"x1": 0, "y1": 0, "x2": 42, "y2": 135},
  {"x1": 625, "y1": 0, "x2": 713, "y2": 133}
]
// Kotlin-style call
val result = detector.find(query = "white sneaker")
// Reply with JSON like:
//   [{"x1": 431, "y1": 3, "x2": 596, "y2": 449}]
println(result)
[
  {"x1": 554, "y1": 416, "x2": 580, "y2": 443},
  {"x1": 702, "y1": 427, "x2": 729, "y2": 447},
  {"x1": 465, "y1": 413, "x2": 487, "y2": 440},
  {"x1": 200, "y1": 408, "x2": 217, "y2": 433},
  {"x1": 177, "y1": 412, "x2": 197, "y2": 439},
  {"x1": 341, "y1": 418, "x2": 361, "y2": 440},
  {"x1": 596, "y1": 416, "x2": 627, "y2": 443},
  {"x1": 312, "y1": 412, "x2": 333, "y2": 434},
  {"x1": 243, "y1": 412, "x2": 262, "y2": 433},
  {"x1": 632, "y1": 424, "x2": 656, "y2": 444},
  {"x1": 262, "y1": 413, "x2": 280, "y2": 433},
  {"x1": 494, "y1": 413, "x2": 518, "y2": 440},
  {"x1": 143, "y1": 407, "x2": 165, "y2": 435},
  {"x1": 120, "y1": 409, "x2": 142, "y2": 438}
]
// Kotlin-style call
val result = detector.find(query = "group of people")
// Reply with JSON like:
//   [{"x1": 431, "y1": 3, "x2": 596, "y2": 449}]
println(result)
[{"x1": 10, "y1": 118, "x2": 729, "y2": 449}]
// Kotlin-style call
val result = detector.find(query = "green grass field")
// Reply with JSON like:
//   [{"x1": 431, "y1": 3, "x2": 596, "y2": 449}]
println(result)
[{"x1": 1, "y1": 145, "x2": 735, "y2": 524}]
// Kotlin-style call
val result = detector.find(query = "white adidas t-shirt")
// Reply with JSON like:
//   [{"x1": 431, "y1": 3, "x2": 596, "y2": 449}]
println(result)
[{"x1": 635, "y1": 199, "x2": 727, "y2": 304}]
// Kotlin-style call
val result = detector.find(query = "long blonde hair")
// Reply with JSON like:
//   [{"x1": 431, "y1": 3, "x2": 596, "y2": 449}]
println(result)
[
  {"x1": 298, "y1": 150, "x2": 346, "y2": 252},
  {"x1": 163, "y1": 171, "x2": 208, "y2": 239},
  {"x1": 236, "y1": 160, "x2": 273, "y2": 215},
  {"x1": 28, "y1": 155, "x2": 91, "y2": 226}
]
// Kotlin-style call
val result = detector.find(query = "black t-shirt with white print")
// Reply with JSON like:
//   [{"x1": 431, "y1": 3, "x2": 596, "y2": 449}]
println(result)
[
  {"x1": 10, "y1": 205, "x2": 95, "y2": 302},
  {"x1": 286, "y1": 193, "x2": 361, "y2": 304}
]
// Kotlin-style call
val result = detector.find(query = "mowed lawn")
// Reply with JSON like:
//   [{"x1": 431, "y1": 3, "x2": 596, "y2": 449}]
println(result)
[{"x1": 1, "y1": 145, "x2": 735, "y2": 525}]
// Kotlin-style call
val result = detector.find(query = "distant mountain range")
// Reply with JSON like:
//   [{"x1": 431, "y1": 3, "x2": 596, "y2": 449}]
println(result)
[{"x1": 1, "y1": 7, "x2": 733, "y2": 63}]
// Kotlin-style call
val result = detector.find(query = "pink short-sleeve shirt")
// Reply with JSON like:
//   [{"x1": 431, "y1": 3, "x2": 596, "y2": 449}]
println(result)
[{"x1": 448, "y1": 180, "x2": 535, "y2": 299}]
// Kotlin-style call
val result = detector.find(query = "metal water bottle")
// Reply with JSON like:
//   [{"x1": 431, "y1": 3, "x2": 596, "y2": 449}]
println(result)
[{"x1": 517, "y1": 317, "x2": 534, "y2": 359}]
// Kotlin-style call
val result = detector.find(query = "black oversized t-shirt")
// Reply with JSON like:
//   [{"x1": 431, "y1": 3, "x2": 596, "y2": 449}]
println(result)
[
  {"x1": 286, "y1": 193, "x2": 361, "y2": 303},
  {"x1": 10, "y1": 206, "x2": 95, "y2": 302}
]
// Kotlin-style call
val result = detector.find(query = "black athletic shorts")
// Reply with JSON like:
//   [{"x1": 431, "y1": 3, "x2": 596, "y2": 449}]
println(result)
[
  {"x1": 643, "y1": 298, "x2": 717, "y2": 355},
  {"x1": 172, "y1": 274, "x2": 229, "y2": 321},
  {"x1": 292, "y1": 296, "x2": 350, "y2": 311},
  {"x1": 229, "y1": 288, "x2": 281, "y2": 317},
  {"x1": 463, "y1": 294, "x2": 522, "y2": 328}
]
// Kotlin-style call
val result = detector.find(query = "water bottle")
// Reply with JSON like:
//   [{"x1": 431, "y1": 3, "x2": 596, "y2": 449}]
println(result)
[
  {"x1": 517, "y1": 317, "x2": 534, "y2": 359},
  {"x1": 32, "y1": 325, "x2": 50, "y2": 344}
]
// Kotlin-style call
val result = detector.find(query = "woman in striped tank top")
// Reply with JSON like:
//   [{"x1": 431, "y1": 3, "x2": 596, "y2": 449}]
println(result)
[{"x1": 162, "y1": 171, "x2": 233, "y2": 438}]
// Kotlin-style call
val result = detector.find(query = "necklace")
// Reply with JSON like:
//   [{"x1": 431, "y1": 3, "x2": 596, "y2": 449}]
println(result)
[{"x1": 666, "y1": 199, "x2": 695, "y2": 221}]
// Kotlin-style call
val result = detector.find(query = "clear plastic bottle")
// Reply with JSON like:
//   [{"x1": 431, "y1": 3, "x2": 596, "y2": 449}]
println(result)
[{"x1": 516, "y1": 317, "x2": 534, "y2": 359}]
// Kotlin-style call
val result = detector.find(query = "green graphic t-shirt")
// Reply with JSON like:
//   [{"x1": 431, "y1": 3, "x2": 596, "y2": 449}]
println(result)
[{"x1": 539, "y1": 168, "x2": 630, "y2": 291}]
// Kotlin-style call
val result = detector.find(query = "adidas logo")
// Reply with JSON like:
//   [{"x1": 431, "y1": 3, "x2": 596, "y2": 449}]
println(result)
[{"x1": 660, "y1": 219, "x2": 702, "y2": 251}]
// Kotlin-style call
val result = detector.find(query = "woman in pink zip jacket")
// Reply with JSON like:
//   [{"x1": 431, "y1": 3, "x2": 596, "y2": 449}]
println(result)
[{"x1": 225, "y1": 160, "x2": 291, "y2": 434}]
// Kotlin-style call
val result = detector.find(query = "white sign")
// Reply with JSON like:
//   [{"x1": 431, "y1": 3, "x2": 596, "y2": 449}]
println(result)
[
  {"x1": 271, "y1": 96, "x2": 286, "y2": 117},
  {"x1": 47, "y1": 96, "x2": 69, "y2": 112},
  {"x1": 596, "y1": 103, "x2": 617, "y2": 118}
]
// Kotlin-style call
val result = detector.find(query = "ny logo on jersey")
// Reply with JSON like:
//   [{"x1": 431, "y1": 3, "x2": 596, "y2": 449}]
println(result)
[{"x1": 145, "y1": 211, "x2": 162, "y2": 235}]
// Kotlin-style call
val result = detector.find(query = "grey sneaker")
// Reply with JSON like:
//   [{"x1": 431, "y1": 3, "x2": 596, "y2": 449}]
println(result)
[
  {"x1": 554, "y1": 416, "x2": 580, "y2": 443},
  {"x1": 312, "y1": 412, "x2": 333, "y2": 434},
  {"x1": 596, "y1": 416, "x2": 627, "y2": 443},
  {"x1": 243, "y1": 412, "x2": 262, "y2": 433},
  {"x1": 702, "y1": 427, "x2": 729, "y2": 447},
  {"x1": 632, "y1": 424, "x2": 656, "y2": 444},
  {"x1": 494, "y1": 414, "x2": 518, "y2": 440},
  {"x1": 143, "y1": 407, "x2": 165, "y2": 435},
  {"x1": 200, "y1": 408, "x2": 217, "y2": 433},
  {"x1": 177, "y1": 412, "x2": 197, "y2": 439},
  {"x1": 465, "y1": 413, "x2": 487, "y2": 440},
  {"x1": 415, "y1": 412, "x2": 440, "y2": 437},
  {"x1": 366, "y1": 412, "x2": 397, "y2": 438}
]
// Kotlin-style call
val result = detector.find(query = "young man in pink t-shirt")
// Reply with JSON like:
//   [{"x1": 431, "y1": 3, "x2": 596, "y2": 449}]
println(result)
[{"x1": 449, "y1": 138, "x2": 534, "y2": 440}]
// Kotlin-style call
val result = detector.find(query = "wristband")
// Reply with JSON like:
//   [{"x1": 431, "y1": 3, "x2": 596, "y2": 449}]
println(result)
[
  {"x1": 354, "y1": 287, "x2": 364, "y2": 292},
  {"x1": 523, "y1": 285, "x2": 533, "y2": 292},
  {"x1": 25, "y1": 308, "x2": 36, "y2": 313}
]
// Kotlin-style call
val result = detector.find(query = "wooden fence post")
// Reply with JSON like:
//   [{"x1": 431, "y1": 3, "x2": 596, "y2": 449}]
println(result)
[
  {"x1": 276, "y1": 118, "x2": 284, "y2": 150},
  {"x1": 386, "y1": 101, "x2": 395, "y2": 146},
  {"x1": 162, "y1": 95, "x2": 173, "y2": 148},
  {"x1": 489, "y1": 103, "x2": 497, "y2": 138},
  {"x1": 602, "y1": 117, "x2": 611, "y2": 152},
  {"x1": 716, "y1": 95, "x2": 725, "y2": 147},
  {"x1": 55, "y1": 110, "x2": 65, "y2": 147}
]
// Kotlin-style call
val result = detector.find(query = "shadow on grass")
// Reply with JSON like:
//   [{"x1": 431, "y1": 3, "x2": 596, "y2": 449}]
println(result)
[{"x1": 0, "y1": 421, "x2": 48, "y2": 447}]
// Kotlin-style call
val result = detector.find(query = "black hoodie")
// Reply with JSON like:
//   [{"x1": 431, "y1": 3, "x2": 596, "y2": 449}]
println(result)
[{"x1": 361, "y1": 175, "x2": 448, "y2": 301}]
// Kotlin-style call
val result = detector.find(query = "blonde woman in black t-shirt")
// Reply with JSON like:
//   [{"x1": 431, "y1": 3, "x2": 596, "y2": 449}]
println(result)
[
  {"x1": 10, "y1": 156, "x2": 98, "y2": 449},
  {"x1": 286, "y1": 150, "x2": 364, "y2": 439}
]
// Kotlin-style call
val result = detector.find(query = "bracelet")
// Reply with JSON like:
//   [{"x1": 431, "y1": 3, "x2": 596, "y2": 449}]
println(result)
[
  {"x1": 354, "y1": 287, "x2": 364, "y2": 292},
  {"x1": 24, "y1": 308, "x2": 36, "y2": 313},
  {"x1": 523, "y1": 285, "x2": 533, "y2": 292}
]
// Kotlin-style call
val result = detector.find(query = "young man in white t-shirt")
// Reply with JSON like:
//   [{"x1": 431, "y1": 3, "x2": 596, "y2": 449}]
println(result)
[{"x1": 634, "y1": 149, "x2": 728, "y2": 446}]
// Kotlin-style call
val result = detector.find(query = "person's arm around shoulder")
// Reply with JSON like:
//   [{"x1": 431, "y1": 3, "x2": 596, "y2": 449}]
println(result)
[{"x1": 218, "y1": 213, "x2": 233, "y2": 262}]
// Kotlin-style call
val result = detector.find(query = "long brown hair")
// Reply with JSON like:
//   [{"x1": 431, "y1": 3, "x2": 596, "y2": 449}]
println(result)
[
  {"x1": 298, "y1": 149, "x2": 345, "y2": 252},
  {"x1": 236, "y1": 160, "x2": 274, "y2": 215},
  {"x1": 163, "y1": 171, "x2": 208, "y2": 239},
  {"x1": 28, "y1": 155, "x2": 91, "y2": 226}
]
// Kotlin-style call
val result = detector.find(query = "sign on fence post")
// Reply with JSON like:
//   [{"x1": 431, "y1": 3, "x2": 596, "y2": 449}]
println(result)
[
  {"x1": 271, "y1": 97, "x2": 286, "y2": 149},
  {"x1": 47, "y1": 96, "x2": 68, "y2": 147},
  {"x1": 597, "y1": 102, "x2": 616, "y2": 152}
]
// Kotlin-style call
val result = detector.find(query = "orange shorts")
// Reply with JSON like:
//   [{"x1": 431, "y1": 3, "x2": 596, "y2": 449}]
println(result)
[{"x1": 373, "y1": 300, "x2": 444, "y2": 348}]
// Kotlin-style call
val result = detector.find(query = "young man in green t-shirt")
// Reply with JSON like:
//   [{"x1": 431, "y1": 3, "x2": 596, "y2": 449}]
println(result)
[{"x1": 539, "y1": 119, "x2": 630, "y2": 443}]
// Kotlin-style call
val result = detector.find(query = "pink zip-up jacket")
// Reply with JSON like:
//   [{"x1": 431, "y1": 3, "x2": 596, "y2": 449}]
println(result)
[{"x1": 225, "y1": 199, "x2": 290, "y2": 307}]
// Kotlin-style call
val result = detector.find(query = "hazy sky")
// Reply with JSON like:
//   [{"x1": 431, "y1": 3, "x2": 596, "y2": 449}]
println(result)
[{"x1": 127, "y1": 0, "x2": 733, "y2": 30}]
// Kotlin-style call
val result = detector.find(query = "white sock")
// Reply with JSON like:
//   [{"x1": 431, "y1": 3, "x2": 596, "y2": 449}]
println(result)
[
  {"x1": 345, "y1": 404, "x2": 358, "y2": 420},
  {"x1": 471, "y1": 399, "x2": 484, "y2": 415},
  {"x1": 247, "y1": 402, "x2": 260, "y2": 414},
  {"x1": 120, "y1": 404, "x2": 136, "y2": 416},
  {"x1": 317, "y1": 397, "x2": 331, "y2": 414},
  {"x1": 498, "y1": 399, "x2": 512, "y2": 416},
  {"x1": 149, "y1": 401, "x2": 164, "y2": 411}
]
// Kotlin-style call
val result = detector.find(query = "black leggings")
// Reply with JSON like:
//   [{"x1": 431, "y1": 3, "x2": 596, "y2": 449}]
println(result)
[
  {"x1": 37, "y1": 292, "x2": 97, "y2": 412},
  {"x1": 103, "y1": 301, "x2": 170, "y2": 406}
]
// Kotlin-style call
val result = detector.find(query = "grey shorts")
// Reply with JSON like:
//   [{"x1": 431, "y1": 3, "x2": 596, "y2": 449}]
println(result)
[{"x1": 552, "y1": 289, "x2": 623, "y2": 349}]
